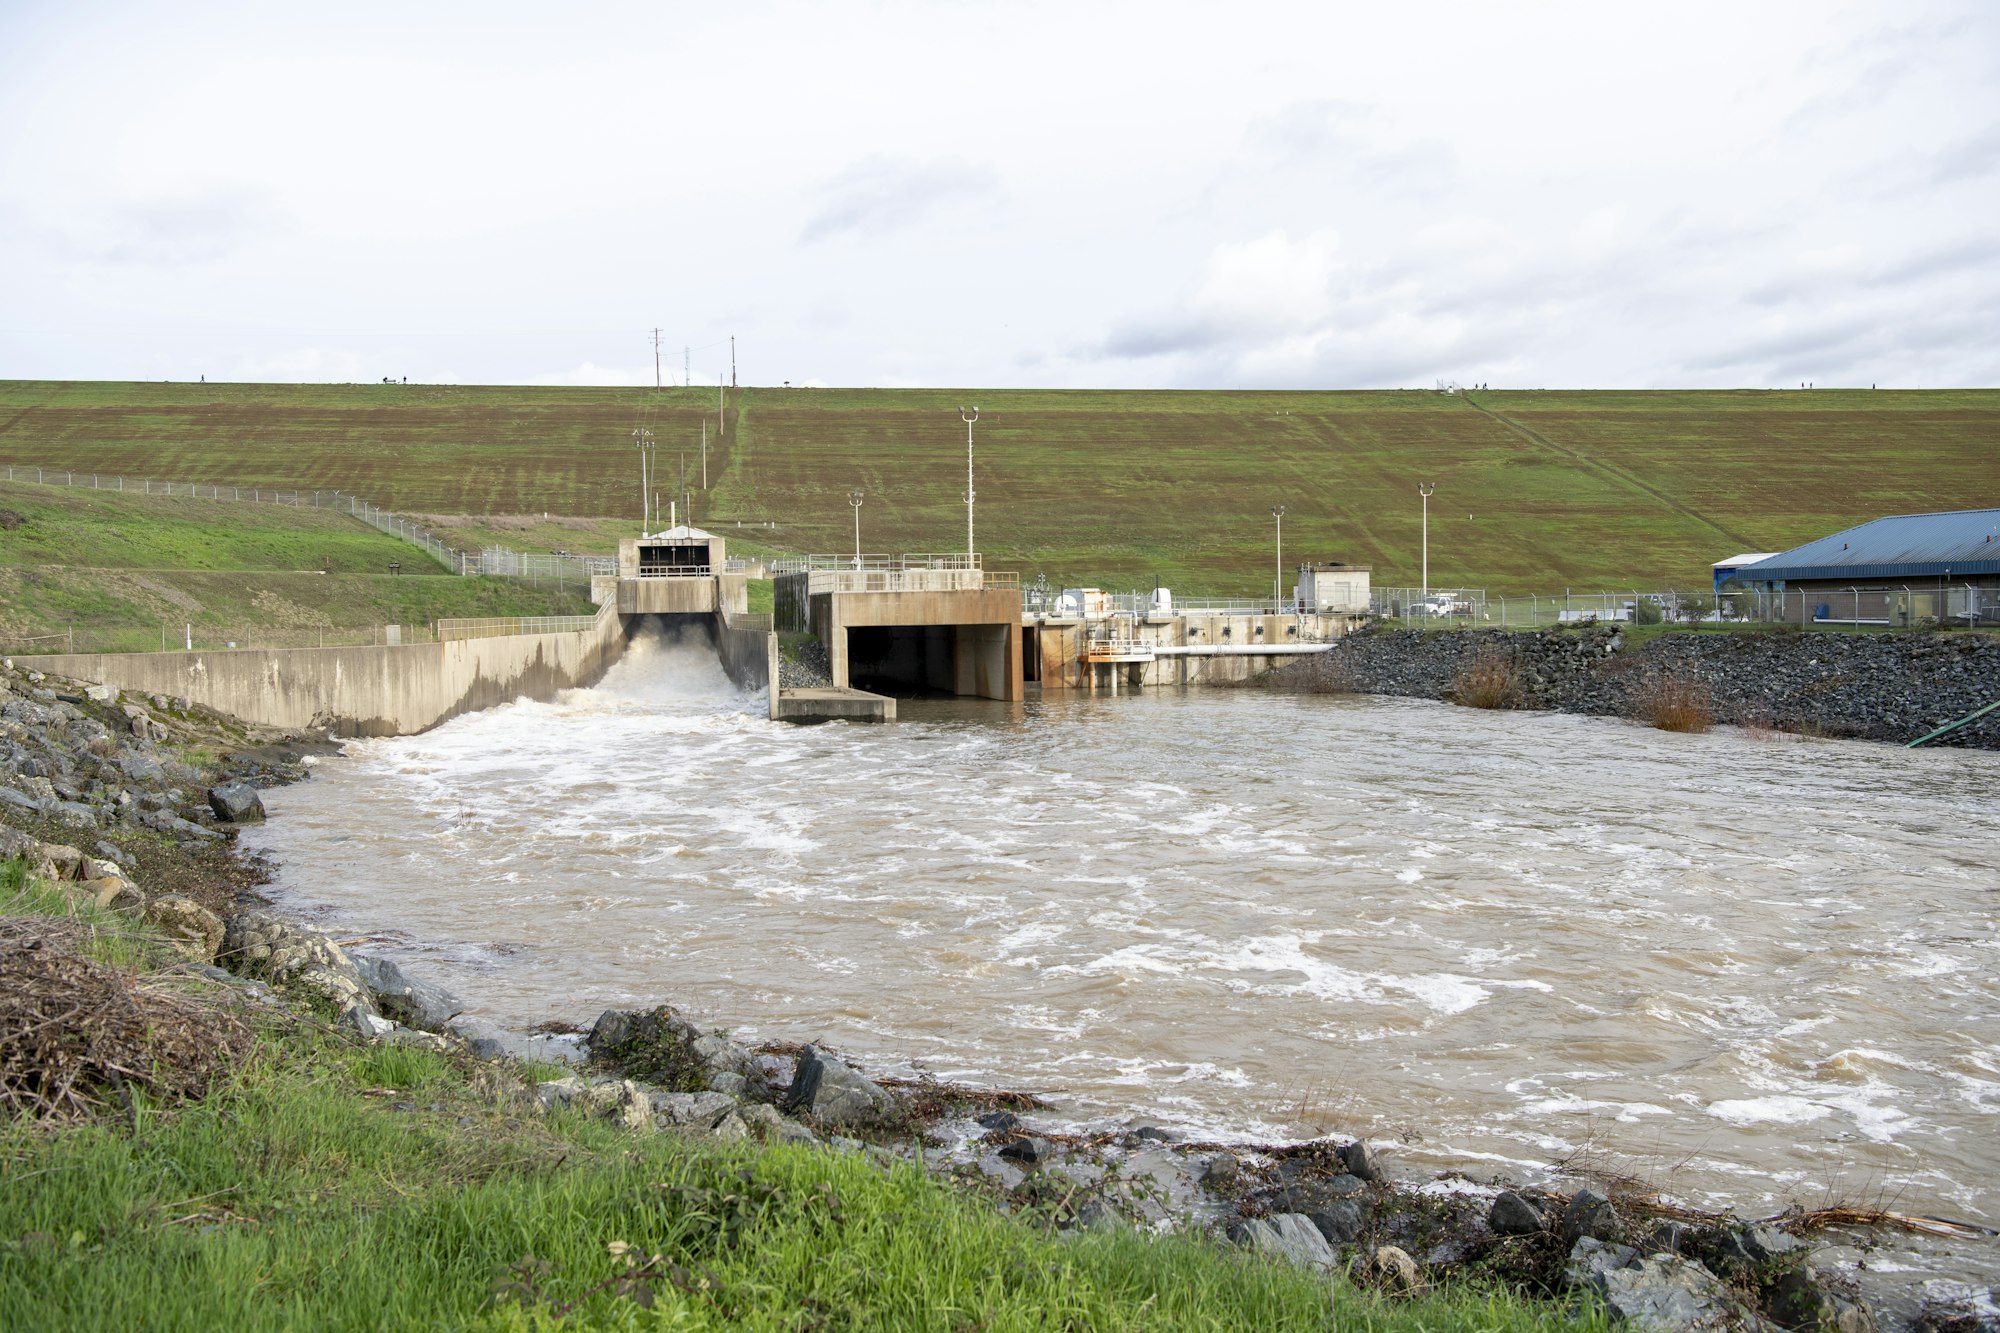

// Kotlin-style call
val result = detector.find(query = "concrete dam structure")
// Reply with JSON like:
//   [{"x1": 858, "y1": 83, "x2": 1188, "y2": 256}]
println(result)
[
  {"x1": 20, "y1": 521, "x2": 1365, "y2": 733},
  {"x1": 21, "y1": 525, "x2": 778, "y2": 737}
]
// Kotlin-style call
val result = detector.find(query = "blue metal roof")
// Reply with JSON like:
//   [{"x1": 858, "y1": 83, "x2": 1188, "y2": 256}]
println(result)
[{"x1": 1743, "y1": 509, "x2": 2000, "y2": 583}]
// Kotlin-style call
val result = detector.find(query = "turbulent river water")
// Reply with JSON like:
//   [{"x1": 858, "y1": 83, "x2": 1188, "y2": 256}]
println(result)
[{"x1": 248, "y1": 631, "x2": 2000, "y2": 1234}]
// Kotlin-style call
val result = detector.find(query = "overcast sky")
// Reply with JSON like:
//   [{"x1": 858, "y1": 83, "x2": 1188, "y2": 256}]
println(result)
[{"x1": 2, "y1": 0, "x2": 1995, "y2": 390}]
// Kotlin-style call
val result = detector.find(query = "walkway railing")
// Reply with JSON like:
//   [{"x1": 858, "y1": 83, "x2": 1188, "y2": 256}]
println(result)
[
  {"x1": 772, "y1": 553, "x2": 983, "y2": 574},
  {"x1": 436, "y1": 614, "x2": 602, "y2": 641}
]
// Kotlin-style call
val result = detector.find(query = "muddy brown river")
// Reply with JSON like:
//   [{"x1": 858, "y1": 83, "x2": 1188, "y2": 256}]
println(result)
[{"x1": 247, "y1": 632, "x2": 2000, "y2": 1252}]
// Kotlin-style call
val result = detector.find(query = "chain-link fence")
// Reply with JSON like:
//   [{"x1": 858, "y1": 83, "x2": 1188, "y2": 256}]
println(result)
[{"x1": 1727, "y1": 583, "x2": 1998, "y2": 628}]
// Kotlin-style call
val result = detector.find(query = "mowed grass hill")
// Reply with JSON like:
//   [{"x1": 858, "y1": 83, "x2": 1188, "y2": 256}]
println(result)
[
  {"x1": 3, "y1": 380, "x2": 1996, "y2": 596},
  {"x1": 0, "y1": 478, "x2": 592, "y2": 651}
]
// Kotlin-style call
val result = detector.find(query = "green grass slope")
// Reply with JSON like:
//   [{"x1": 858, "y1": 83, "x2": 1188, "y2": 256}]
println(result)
[
  {"x1": 3, "y1": 380, "x2": 1995, "y2": 595},
  {"x1": 0, "y1": 478, "x2": 444, "y2": 574},
  {"x1": 0, "y1": 478, "x2": 591, "y2": 647}
]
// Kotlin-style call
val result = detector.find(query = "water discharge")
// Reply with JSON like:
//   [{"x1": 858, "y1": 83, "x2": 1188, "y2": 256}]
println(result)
[{"x1": 249, "y1": 628, "x2": 2000, "y2": 1230}]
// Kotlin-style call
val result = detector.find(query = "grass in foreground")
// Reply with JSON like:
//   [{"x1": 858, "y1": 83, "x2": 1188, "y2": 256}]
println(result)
[{"x1": 0, "y1": 865, "x2": 1600, "y2": 1333}]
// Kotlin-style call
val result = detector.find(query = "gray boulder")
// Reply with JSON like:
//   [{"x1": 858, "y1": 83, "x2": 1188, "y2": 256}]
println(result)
[
  {"x1": 1717, "y1": 1224, "x2": 1801, "y2": 1266},
  {"x1": 1365, "y1": 1244, "x2": 1421, "y2": 1293},
  {"x1": 207, "y1": 781, "x2": 266, "y2": 823},
  {"x1": 1491, "y1": 1190, "x2": 1549, "y2": 1236},
  {"x1": 1568, "y1": 1238, "x2": 1740, "y2": 1333},
  {"x1": 139, "y1": 809, "x2": 222, "y2": 840},
  {"x1": 117, "y1": 753, "x2": 165, "y2": 783},
  {"x1": 648, "y1": 1090, "x2": 738, "y2": 1127},
  {"x1": 1766, "y1": 1267, "x2": 1877, "y2": 1333},
  {"x1": 1340, "y1": 1140, "x2": 1382, "y2": 1181},
  {"x1": 781, "y1": 1045, "x2": 892, "y2": 1128},
  {"x1": 691, "y1": 1031, "x2": 774, "y2": 1101},
  {"x1": 738, "y1": 1102, "x2": 817, "y2": 1145},
  {"x1": 351, "y1": 954, "x2": 463, "y2": 1032},
  {"x1": 0, "y1": 786, "x2": 50, "y2": 814},
  {"x1": 1307, "y1": 1201, "x2": 1365, "y2": 1244},
  {"x1": 999, "y1": 1136, "x2": 1057, "y2": 1165},
  {"x1": 443, "y1": 1016, "x2": 512, "y2": 1061},
  {"x1": 1563, "y1": 1188, "x2": 1619, "y2": 1243},
  {"x1": 589, "y1": 1005, "x2": 744, "y2": 1094},
  {"x1": 220, "y1": 910, "x2": 372, "y2": 1013},
  {"x1": 1227, "y1": 1213, "x2": 1337, "y2": 1269},
  {"x1": 339, "y1": 1004, "x2": 396, "y2": 1042},
  {"x1": 142, "y1": 894, "x2": 226, "y2": 961}
]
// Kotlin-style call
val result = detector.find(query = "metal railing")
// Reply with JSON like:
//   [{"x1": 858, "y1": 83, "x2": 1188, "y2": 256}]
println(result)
[
  {"x1": 636, "y1": 563, "x2": 712, "y2": 578},
  {"x1": 1082, "y1": 637, "x2": 1156, "y2": 661},
  {"x1": 0, "y1": 464, "x2": 614, "y2": 587},
  {"x1": 435, "y1": 614, "x2": 603, "y2": 642},
  {"x1": 3, "y1": 623, "x2": 443, "y2": 655},
  {"x1": 772, "y1": 552, "x2": 983, "y2": 574}
]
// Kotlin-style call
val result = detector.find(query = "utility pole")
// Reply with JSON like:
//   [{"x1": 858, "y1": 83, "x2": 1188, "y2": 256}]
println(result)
[
  {"x1": 959, "y1": 406, "x2": 980, "y2": 558},
  {"x1": 633, "y1": 428, "x2": 655, "y2": 529},
  {"x1": 1271, "y1": 505, "x2": 1287, "y2": 608},
  {"x1": 849, "y1": 489, "x2": 864, "y2": 566},
  {"x1": 730, "y1": 336, "x2": 736, "y2": 388},
  {"x1": 1418, "y1": 482, "x2": 1436, "y2": 623},
  {"x1": 701, "y1": 420, "x2": 708, "y2": 488},
  {"x1": 684, "y1": 346, "x2": 690, "y2": 387},
  {"x1": 650, "y1": 329, "x2": 662, "y2": 391},
  {"x1": 718, "y1": 373, "x2": 725, "y2": 437}
]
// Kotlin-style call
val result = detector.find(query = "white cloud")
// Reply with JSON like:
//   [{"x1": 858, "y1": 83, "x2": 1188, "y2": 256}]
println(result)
[
  {"x1": 0, "y1": 0, "x2": 1994, "y2": 388},
  {"x1": 525, "y1": 362, "x2": 656, "y2": 387}
]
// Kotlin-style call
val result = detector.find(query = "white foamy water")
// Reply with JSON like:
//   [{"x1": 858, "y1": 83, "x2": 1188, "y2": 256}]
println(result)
[{"x1": 247, "y1": 629, "x2": 2000, "y2": 1230}]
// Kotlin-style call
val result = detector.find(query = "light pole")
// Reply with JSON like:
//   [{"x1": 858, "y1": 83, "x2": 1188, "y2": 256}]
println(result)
[
  {"x1": 849, "y1": 489, "x2": 864, "y2": 567},
  {"x1": 632, "y1": 428, "x2": 655, "y2": 531},
  {"x1": 1270, "y1": 505, "x2": 1286, "y2": 608},
  {"x1": 960, "y1": 406, "x2": 979, "y2": 559},
  {"x1": 1418, "y1": 482, "x2": 1436, "y2": 622}
]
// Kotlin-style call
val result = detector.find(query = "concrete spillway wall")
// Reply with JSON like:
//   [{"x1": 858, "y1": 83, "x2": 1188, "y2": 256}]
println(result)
[
  {"x1": 16, "y1": 604, "x2": 629, "y2": 737},
  {"x1": 713, "y1": 613, "x2": 776, "y2": 700}
]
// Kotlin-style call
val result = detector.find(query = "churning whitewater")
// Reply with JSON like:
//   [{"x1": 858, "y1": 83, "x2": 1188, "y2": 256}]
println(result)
[{"x1": 248, "y1": 629, "x2": 2000, "y2": 1228}]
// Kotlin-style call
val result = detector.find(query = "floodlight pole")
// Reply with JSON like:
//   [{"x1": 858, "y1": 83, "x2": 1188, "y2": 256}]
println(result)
[
  {"x1": 1271, "y1": 505, "x2": 1286, "y2": 608},
  {"x1": 632, "y1": 428, "x2": 656, "y2": 531},
  {"x1": 1418, "y1": 482, "x2": 1436, "y2": 623},
  {"x1": 960, "y1": 406, "x2": 980, "y2": 559},
  {"x1": 849, "y1": 489, "x2": 865, "y2": 566}
]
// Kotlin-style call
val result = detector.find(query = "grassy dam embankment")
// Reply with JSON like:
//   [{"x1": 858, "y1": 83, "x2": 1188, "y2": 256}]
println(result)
[{"x1": 4, "y1": 380, "x2": 1998, "y2": 596}]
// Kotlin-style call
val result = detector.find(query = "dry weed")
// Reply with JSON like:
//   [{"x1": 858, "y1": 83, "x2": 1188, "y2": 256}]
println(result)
[
  {"x1": 1634, "y1": 671, "x2": 1713, "y2": 733},
  {"x1": 1450, "y1": 646, "x2": 1521, "y2": 709},
  {"x1": 0, "y1": 916, "x2": 251, "y2": 1120}
]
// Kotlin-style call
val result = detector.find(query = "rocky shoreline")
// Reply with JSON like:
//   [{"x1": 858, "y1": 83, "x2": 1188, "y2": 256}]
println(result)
[
  {"x1": 4, "y1": 655, "x2": 1997, "y2": 1333},
  {"x1": 1268, "y1": 626, "x2": 2000, "y2": 749}
]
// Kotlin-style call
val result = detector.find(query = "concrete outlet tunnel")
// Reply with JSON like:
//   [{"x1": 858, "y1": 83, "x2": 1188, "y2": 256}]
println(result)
[
  {"x1": 846, "y1": 624, "x2": 965, "y2": 696},
  {"x1": 626, "y1": 612, "x2": 715, "y2": 648}
]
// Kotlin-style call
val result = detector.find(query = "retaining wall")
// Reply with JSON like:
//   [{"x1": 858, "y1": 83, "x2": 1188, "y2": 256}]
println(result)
[
  {"x1": 714, "y1": 615, "x2": 775, "y2": 700},
  {"x1": 16, "y1": 605, "x2": 629, "y2": 737}
]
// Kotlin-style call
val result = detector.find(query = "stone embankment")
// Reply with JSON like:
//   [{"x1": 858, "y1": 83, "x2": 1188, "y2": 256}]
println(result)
[
  {"x1": 1290, "y1": 627, "x2": 2000, "y2": 747},
  {"x1": 5, "y1": 656, "x2": 1987, "y2": 1333}
]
